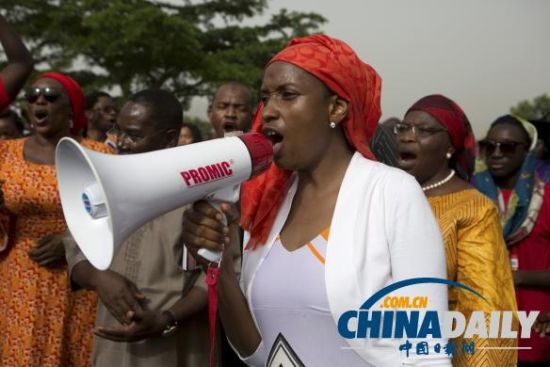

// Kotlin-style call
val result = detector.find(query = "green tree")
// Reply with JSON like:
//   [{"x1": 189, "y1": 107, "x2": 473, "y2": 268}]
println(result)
[
  {"x1": 510, "y1": 94, "x2": 550, "y2": 121},
  {"x1": 1, "y1": 0, "x2": 325, "y2": 107}
]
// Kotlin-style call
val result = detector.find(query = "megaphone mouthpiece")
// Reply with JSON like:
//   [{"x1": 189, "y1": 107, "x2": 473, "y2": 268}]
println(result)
[{"x1": 239, "y1": 133, "x2": 273, "y2": 178}]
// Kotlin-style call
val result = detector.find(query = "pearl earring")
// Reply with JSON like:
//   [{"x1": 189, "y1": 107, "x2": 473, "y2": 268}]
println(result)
[
  {"x1": 329, "y1": 121, "x2": 336, "y2": 129},
  {"x1": 446, "y1": 152, "x2": 452, "y2": 159}
]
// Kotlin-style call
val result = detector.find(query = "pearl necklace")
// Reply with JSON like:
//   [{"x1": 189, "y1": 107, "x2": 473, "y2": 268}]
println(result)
[{"x1": 422, "y1": 170, "x2": 455, "y2": 192}]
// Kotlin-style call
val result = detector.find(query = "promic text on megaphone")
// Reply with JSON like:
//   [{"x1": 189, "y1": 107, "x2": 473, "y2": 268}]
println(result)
[{"x1": 56, "y1": 133, "x2": 272, "y2": 270}]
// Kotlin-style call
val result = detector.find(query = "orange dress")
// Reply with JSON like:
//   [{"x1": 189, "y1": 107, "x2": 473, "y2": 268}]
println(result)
[{"x1": 0, "y1": 138, "x2": 110, "y2": 366}]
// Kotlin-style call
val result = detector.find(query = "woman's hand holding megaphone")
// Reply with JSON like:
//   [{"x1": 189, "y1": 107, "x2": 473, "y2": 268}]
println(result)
[{"x1": 181, "y1": 200, "x2": 241, "y2": 267}]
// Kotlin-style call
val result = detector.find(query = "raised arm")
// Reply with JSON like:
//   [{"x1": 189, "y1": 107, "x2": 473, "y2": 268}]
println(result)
[{"x1": 0, "y1": 14, "x2": 34, "y2": 104}]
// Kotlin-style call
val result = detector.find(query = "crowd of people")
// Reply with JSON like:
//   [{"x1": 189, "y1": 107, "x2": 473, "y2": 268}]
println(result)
[{"x1": 0, "y1": 12, "x2": 549, "y2": 367}]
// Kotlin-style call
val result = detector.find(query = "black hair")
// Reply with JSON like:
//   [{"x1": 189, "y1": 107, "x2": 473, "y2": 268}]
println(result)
[
  {"x1": 180, "y1": 122, "x2": 203, "y2": 143},
  {"x1": 490, "y1": 115, "x2": 531, "y2": 146},
  {"x1": 211, "y1": 81, "x2": 255, "y2": 109},
  {"x1": 0, "y1": 108, "x2": 25, "y2": 133},
  {"x1": 370, "y1": 123, "x2": 398, "y2": 167},
  {"x1": 85, "y1": 91, "x2": 112, "y2": 110},
  {"x1": 128, "y1": 89, "x2": 183, "y2": 130}
]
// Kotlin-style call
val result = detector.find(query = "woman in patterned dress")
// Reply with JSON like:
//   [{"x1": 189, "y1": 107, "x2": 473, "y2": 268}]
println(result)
[
  {"x1": 394, "y1": 95, "x2": 518, "y2": 366},
  {"x1": 0, "y1": 72, "x2": 110, "y2": 366}
]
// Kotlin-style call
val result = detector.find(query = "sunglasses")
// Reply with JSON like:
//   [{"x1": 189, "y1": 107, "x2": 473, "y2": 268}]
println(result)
[
  {"x1": 479, "y1": 139, "x2": 527, "y2": 155},
  {"x1": 25, "y1": 87, "x2": 61, "y2": 104}
]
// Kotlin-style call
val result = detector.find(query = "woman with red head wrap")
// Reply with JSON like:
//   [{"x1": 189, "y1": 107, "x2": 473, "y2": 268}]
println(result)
[
  {"x1": 183, "y1": 36, "x2": 451, "y2": 366},
  {"x1": 395, "y1": 94, "x2": 518, "y2": 366},
  {"x1": 0, "y1": 72, "x2": 111, "y2": 366}
]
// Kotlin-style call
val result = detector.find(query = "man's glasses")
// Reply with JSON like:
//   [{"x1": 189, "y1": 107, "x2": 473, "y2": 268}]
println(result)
[
  {"x1": 25, "y1": 87, "x2": 61, "y2": 104},
  {"x1": 479, "y1": 139, "x2": 527, "y2": 156},
  {"x1": 393, "y1": 122, "x2": 447, "y2": 139},
  {"x1": 108, "y1": 125, "x2": 171, "y2": 145}
]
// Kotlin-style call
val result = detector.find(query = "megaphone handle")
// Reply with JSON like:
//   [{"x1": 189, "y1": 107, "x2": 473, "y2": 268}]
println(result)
[
  {"x1": 197, "y1": 200, "x2": 225, "y2": 263},
  {"x1": 198, "y1": 248, "x2": 222, "y2": 263}
]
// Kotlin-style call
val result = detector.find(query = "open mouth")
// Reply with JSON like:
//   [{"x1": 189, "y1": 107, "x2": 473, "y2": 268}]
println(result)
[
  {"x1": 223, "y1": 121, "x2": 238, "y2": 132},
  {"x1": 262, "y1": 127, "x2": 284, "y2": 157},
  {"x1": 399, "y1": 152, "x2": 417, "y2": 161},
  {"x1": 397, "y1": 150, "x2": 418, "y2": 170},
  {"x1": 262, "y1": 128, "x2": 283, "y2": 146},
  {"x1": 222, "y1": 122, "x2": 243, "y2": 137},
  {"x1": 34, "y1": 110, "x2": 49, "y2": 125}
]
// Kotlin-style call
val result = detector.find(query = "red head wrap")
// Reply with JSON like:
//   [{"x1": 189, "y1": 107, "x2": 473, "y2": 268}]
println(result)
[
  {"x1": 36, "y1": 72, "x2": 87, "y2": 135},
  {"x1": 240, "y1": 35, "x2": 382, "y2": 249},
  {"x1": 406, "y1": 94, "x2": 476, "y2": 180}
]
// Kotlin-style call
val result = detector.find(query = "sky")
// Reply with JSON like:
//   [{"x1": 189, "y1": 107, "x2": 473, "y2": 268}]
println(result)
[{"x1": 187, "y1": 0, "x2": 550, "y2": 138}]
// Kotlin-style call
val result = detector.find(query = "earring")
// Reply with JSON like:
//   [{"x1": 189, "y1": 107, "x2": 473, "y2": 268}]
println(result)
[
  {"x1": 446, "y1": 152, "x2": 452, "y2": 159},
  {"x1": 329, "y1": 121, "x2": 336, "y2": 129}
]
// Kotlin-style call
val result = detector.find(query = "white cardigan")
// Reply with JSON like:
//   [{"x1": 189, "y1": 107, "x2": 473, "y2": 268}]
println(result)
[{"x1": 239, "y1": 153, "x2": 452, "y2": 366}]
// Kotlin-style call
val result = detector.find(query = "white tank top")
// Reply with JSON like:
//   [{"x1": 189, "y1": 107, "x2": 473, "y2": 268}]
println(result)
[{"x1": 251, "y1": 229, "x2": 368, "y2": 366}]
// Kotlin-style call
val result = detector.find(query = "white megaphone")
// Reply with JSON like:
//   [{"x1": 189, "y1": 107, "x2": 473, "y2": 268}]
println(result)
[{"x1": 56, "y1": 133, "x2": 272, "y2": 270}]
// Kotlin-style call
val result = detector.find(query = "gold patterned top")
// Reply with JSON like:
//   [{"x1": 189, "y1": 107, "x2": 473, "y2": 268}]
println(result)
[{"x1": 428, "y1": 188, "x2": 518, "y2": 367}]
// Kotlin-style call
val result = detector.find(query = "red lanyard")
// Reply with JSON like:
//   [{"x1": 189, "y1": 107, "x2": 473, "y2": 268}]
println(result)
[{"x1": 206, "y1": 265, "x2": 220, "y2": 367}]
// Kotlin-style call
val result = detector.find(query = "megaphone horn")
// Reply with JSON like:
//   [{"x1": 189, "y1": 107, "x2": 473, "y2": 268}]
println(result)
[{"x1": 56, "y1": 133, "x2": 272, "y2": 270}]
